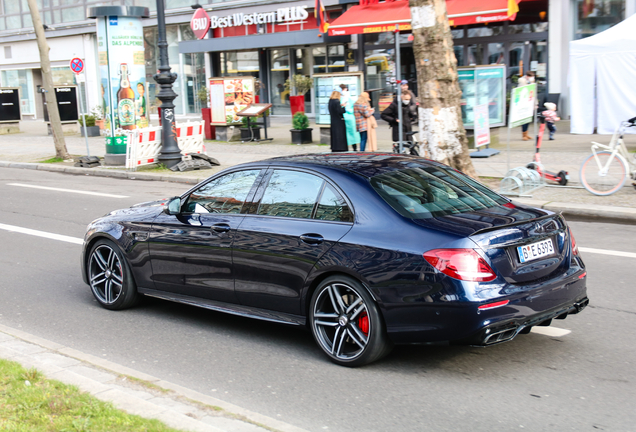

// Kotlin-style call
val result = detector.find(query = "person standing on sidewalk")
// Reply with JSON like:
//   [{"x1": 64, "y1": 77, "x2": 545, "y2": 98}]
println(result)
[
  {"x1": 517, "y1": 71, "x2": 536, "y2": 141},
  {"x1": 339, "y1": 84, "x2": 361, "y2": 151},
  {"x1": 381, "y1": 92, "x2": 416, "y2": 142},
  {"x1": 354, "y1": 92, "x2": 375, "y2": 151},
  {"x1": 328, "y1": 89, "x2": 348, "y2": 152}
]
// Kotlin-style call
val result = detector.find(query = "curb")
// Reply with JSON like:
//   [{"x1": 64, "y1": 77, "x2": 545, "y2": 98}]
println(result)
[
  {"x1": 0, "y1": 323, "x2": 308, "y2": 432},
  {"x1": 2, "y1": 160, "x2": 635, "y2": 225}
]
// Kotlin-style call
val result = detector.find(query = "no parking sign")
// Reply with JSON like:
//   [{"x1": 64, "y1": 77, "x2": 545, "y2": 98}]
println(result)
[{"x1": 70, "y1": 58, "x2": 84, "y2": 74}]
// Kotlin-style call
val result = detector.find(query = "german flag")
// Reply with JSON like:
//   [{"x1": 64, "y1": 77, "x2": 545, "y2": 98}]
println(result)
[{"x1": 315, "y1": 0, "x2": 329, "y2": 34}]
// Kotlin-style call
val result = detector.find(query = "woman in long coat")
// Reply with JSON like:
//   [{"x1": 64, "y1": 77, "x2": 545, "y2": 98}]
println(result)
[{"x1": 328, "y1": 90, "x2": 348, "y2": 152}]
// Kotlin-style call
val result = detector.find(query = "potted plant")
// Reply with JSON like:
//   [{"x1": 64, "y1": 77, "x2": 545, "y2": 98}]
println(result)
[
  {"x1": 285, "y1": 75, "x2": 313, "y2": 116},
  {"x1": 79, "y1": 115, "x2": 101, "y2": 137},
  {"x1": 91, "y1": 106, "x2": 105, "y2": 130},
  {"x1": 240, "y1": 115, "x2": 261, "y2": 140},
  {"x1": 290, "y1": 111, "x2": 312, "y2": 144}
]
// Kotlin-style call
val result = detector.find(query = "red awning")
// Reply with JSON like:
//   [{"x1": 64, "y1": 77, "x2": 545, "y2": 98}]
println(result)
[
  {"x1": 327, "y1": 2, "x2": 411, "y2": 37},
  {"x1": 327, "y1": 0, "x2": 521, "y2": 36},
  {"x1": 447, "y1": 0, "x2": 520, "y2": 26}
]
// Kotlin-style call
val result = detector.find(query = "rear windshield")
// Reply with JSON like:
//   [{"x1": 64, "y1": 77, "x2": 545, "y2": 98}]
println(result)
[{"x1": 370, "y1": 165, "x2": 509, "y2": 219}]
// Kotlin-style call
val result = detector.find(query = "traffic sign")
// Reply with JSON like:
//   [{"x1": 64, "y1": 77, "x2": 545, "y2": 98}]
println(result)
[{"x1": 70, "y1": 57, "x2": 84, "y2": 74}]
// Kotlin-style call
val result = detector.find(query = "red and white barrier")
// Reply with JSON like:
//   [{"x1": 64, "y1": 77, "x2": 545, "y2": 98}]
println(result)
[
  {"x1": 176, "y1": 121, "x2": 205, "y2": 155},
  {"x1": 123, "y1": 120, "x2": 206, "y2": 170},
  {"x1": 125, "y1": 126, "x2": 162, "y2": 170}
]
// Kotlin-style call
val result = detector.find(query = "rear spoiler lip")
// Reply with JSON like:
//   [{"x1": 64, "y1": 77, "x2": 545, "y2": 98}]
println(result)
[{"x1": 469, "y1": 212, "x2": 562, "y2": 238}]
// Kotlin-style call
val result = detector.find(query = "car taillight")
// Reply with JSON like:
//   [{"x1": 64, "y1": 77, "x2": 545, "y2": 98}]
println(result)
[
  {"x1": 423, "y1": 249, "x2": 497, "y2": 282},
  {"x1": 570, "y1": 228, "x2": 579, "y2": 256}
]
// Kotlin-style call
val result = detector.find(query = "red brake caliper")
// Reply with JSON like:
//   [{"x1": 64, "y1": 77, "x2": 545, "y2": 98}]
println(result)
[{"x1": 358, "y1": 312, "x2": 369, "y2": 336}]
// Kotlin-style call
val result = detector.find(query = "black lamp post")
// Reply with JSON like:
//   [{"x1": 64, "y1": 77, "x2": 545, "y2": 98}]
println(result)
[{"x1": 155, "y1": 0, "x2": 182, "y2": 168}]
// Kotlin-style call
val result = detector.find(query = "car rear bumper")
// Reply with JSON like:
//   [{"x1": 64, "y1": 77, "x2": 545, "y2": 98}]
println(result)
[{"x1": 384, "y1": 273, "x2": 588, "y2": 345}]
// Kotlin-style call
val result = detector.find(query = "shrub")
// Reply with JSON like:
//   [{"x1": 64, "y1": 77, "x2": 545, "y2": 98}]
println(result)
[
  {"x1": 79, "y1": 115, "x2": 96, "y2": 127},
  {"x1": 284, "y1": 75, "x2": 314, "y2": 95},
  {"x1": 292, "y1": 111, "x2": 309, "y2": 130}
]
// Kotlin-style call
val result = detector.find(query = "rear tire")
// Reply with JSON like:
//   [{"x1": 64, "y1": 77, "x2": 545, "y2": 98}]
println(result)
[
  {"x1": 579, "y1": 151, "x2": 627, "y2": 196},
  {"x1": 88, "y1": 239, "x2": 139, "y2": 310},
  {"x1": 557, "y1": 170, "x2": 568, "y2": 186},
  {"x1": 309, "y1": 276, "x2": 392, "y2": 367}
]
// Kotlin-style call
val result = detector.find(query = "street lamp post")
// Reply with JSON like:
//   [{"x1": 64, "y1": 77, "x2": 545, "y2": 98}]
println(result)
[{"x1": 155, "y1": 0, "x2": 182, "y2": 168}]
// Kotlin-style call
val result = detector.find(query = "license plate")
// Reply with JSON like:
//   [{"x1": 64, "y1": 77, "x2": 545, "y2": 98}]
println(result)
[{"x1": 517, "y1": 238, "x2": 554, "y2": 263}]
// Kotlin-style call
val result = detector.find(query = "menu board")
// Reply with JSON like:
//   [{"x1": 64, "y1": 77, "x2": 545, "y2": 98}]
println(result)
[
  {"x1": 458, "y1": 65, "x2": 506, "y2": 129},
  {"x1": 209, "y1": 77, "x2": 255, "y2": 125},
  {"x1": 313, "y1": 72, "x2": 364, "y2": 125}
]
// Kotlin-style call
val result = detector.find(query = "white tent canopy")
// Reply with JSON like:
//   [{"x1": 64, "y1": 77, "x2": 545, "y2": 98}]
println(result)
[{"x1": 569, "y1": 14, "x2": 636, "y2": 134}]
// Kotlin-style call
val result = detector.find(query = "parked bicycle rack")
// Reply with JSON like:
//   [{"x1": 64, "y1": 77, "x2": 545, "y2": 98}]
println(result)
[{"x1": 499, "y1": 166, "x2": 545, "y2": 196}]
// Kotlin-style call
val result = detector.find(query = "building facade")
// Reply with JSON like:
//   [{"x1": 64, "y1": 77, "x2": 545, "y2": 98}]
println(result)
[{"x1": 0, "y1": 0, "x2": 633, "y2": 121}]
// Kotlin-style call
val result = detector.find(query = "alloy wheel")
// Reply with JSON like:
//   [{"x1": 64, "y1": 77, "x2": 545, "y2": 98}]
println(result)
[{"x1": 89, "y1": 244, "x2": 124, "y2": 305}]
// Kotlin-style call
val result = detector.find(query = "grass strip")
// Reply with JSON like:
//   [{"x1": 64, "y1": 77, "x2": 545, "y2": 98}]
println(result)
[{"x1": 0, "y1": 358, "x2": 182, "y2": 432}]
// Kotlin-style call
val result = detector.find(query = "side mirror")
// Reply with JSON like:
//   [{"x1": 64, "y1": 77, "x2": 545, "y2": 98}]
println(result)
[{"x1": 164, "y1": 197, "x2": 181, "y2": 215}]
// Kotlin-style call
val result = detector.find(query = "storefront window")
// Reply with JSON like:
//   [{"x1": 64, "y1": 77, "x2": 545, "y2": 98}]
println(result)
[
  {"x1": 364, "y1": 32, "x2": 410, "y2": 45},
  {"x1": 143, "y1": 28, "x2": 158, "y2": 114},
  {"x1": 468, "y1": 44, "x2": 484, "y2": 65},
  {"x1": 1, "y1": 69, "x2": 35, "y2": 114},
  {"x1": 51, "y1": 67, "x2": 76, "y2": 85},
  {"x1": 295, "y1": 48, "x2": 312, "y2": 114},
  {"x1": 451, "y1": 29, "x2": 464, "y2": 39},
  {"x1": 313, "y1": 47, "x2": 327, "y2": 73},
  {"x1": 269, "y1": 49, "x2": 290, "y2": 115},
  {"x1": 454, "y1": 45, "x2": 464, "y2": 67},
  {"x1": 509, "y1": 41, "x2": 524, "y2": 78},
  {"x1": 221, "y1": 51, "x2": 259, "y2": 76},
  {"x1": 468, "y1": 25, "x2": 504, "y2": 37},
  {"x1": 364, "y1": 47, "x2": 395, "y2": 111},
  {"x1": 487, "y1": 43, "x2": 505, "y2": 64},
  {"x1": 576, "y1": 0, "x2": 624, "y2": 39},
  {"x1": 328, "y1": 45, "x2": 345, "y2": 73}
]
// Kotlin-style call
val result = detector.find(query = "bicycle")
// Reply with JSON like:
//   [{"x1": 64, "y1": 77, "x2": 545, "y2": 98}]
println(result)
[
  {"x1": 579, "y1": 116, "x2": 636, "y2": 196},
  {"x1": 392, "y1": 131, "x2": 420, "y2": 156}
]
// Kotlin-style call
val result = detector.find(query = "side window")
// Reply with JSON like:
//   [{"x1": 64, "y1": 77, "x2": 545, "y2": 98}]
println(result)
[
  {"x1": 258, "y1": 170, "x2": 324, "y2": 219},
  {"x1": 315, "y1": 184, "x2": 353, "y2": 222},
  {"x1": 186, "y1": 170, "x2": 260, "y2": 214}
]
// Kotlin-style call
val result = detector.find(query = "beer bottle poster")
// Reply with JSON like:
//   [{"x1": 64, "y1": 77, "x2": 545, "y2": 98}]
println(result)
[{"x1": 96, "y1": 15, "x2": 148, "y2": 136}]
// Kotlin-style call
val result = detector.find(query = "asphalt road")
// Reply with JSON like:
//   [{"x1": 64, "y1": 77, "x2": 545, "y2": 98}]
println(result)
[{"x1": 1, "y1": 167, "x2": 635, "y2": 432}]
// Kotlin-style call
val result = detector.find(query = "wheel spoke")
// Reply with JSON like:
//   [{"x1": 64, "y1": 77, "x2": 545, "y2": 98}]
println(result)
[
  {"x1": 349, "y1": 304, "x2": 366, "y2": 321},
  {"x1": 331, "y1": 327, "x2": 342, "y2": 355},
  {"x1": 93, "y1": 251, "x2": 108, "y2": 271},
  {"x1": 314, "y1": 312, "x2": 339, "y2": 319},
  {"x1": 334, "y1": 327, "x2": 348, "y2": 357},
  {"x1": 327, "y1": 285, "x2": 343, "y2": 314},
  {"x1": 90, "y1": 272, "x2": 105, "y2": 283},
  {"x1": 107, "y1": 249, "x2": 116, "y2": 270},
  {"x1": 111, "y1": 271, "x2": 123, "y2": 283},
  {"x1": 345, "y1": 297, "x2": 362, "y2": 315},
  {"x1": 92, "y1": 277, "x2": 107, "y2": 286},
  {"x1": 330, "y1": 284, "x2": 347, "y2": 313},
  {"x1": 315, "y1": 320, "x2": 339, "y2": 327},
  {"x1": 349, "y1": 324, "x2": 368, "y2": 348},
  {"x1": 104, "y1": 280, "x2": 112, "y2": 303}
]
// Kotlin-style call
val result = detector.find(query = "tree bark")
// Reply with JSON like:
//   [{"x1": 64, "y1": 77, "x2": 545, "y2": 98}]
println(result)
[
  {"x1": 409, "y1": 0, "x2": 476, "y2": 178},
  {"x1": 26, "y1": 0, "x2": 71, "y2": 160}
]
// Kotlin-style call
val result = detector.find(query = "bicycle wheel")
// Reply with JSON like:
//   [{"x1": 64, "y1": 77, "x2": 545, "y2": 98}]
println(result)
[{"x1": 579, "y1": 151, "x2": 628, "y2": 196}]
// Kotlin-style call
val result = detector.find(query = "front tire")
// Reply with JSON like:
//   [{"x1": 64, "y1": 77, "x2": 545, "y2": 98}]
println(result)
[
  {"x1": 310, "y1": 276, "x2": 392, "y2": 367},
  {"x1": 579, "y1": 151, "x2": 627, "y2": 195},
  {"x1": 88, "y1": 239, "x2": 139, "y2": 310}
]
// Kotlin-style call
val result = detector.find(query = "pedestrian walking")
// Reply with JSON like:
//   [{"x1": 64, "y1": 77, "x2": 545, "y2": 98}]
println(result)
[
  {"x1": 396, "y1": 79, "x2": 418, "y2": 120},
  {"x1": 542, "y1": 102, "x2": 560, "y2": 140},
  {"x1": 353, "y1": 92, "x2": 375, "y2": 151},
  {"x1": 328, "y1": 89, "x2": 348, "y2": 152},
  {"x1": 517, "y1": 71, "x2": 536, "y2": 141},
  {"x1": 339, "y1": 84, "x2": 360, "y2": 151},
  {"x1": 381, "y1": 92, "x2": 416, "y2": 142}
]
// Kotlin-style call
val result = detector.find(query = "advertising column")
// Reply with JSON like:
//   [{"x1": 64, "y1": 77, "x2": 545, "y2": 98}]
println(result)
[{"x1": 89, "y1": 6, "x2": 150, "y2": 145}]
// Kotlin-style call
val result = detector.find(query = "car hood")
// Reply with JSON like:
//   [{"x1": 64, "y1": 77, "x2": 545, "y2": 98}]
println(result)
[
  {"x1": 131, "y1": 198, "x2": 170, "y2": 208},
  {"x1": 411, "y1": 202, "x2": 553, "y2": 237}
]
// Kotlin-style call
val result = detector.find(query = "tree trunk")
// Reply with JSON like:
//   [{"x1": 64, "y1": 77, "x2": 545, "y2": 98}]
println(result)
[
  {"x1": 26, "y1": 0, "x2": 71, "y2": 160},
  {"x1": 409, "y1": 0, "x2": 476, "y2": 178}
]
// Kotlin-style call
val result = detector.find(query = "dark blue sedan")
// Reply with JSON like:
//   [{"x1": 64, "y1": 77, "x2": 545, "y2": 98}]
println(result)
[{"x1": 81, "y1": 154, "x2": 588, "y2": 366}]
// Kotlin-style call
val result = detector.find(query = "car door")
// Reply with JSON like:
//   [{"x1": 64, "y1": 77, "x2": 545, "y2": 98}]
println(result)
[
  {"x1": 147, "y1": 168, "x2": 264, "y2": 302},
  {"x1": 233, "y1": 168, "x2": 354, "y2": 315}
]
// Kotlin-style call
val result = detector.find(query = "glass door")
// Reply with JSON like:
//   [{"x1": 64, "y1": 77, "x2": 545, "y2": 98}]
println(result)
[
  {"x1": 269, "y1": 49, "x2": 290, "y2": 115},
  {"x1": 294, "y1": 48, "x2": 313, "y2": 115}
]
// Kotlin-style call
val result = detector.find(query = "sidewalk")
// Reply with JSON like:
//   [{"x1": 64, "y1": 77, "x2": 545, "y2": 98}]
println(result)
[
  {"x1": 0, "y1": 323, "x2": 307, "y2": 432},
  {"x1": 1, "y1": 117, "x2": 635, "y2": 223}
]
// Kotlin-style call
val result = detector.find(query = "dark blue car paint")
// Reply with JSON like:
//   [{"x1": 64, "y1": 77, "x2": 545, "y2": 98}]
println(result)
[{"x1": 81, "y1": 154, "x2": 587, "y2": 347}]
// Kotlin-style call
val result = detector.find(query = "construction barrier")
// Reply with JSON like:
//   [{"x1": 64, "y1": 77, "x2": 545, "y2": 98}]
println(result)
[
  {"x1": 124, "y1": 126, "x2": 162, "y2": 170},
  {"x1": 123, "y1": 120, "x2": 205, "y2": 170}
]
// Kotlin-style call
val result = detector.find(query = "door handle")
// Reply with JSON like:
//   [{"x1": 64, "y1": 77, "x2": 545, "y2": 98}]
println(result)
[
  {"x1": 300, "y1": 233, "x2": 324, "y2": 245},
  {"x1": 211, "y1": 223, "x2": 231, "y2": 233}
]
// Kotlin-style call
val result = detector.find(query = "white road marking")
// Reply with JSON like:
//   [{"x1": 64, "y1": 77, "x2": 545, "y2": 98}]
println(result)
[
  {"x1": 0, "y1": 223, "x2": 83, "y2": 245},
  {"x1": 7, "y1": 183, "x2": 129, "y2": 198},
  {"x1": 579, "y1": 247, "x2": 636, "y2": 259},
  {"x1": 530, "y1": 327, "x2": 571, "y2": 337}
]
